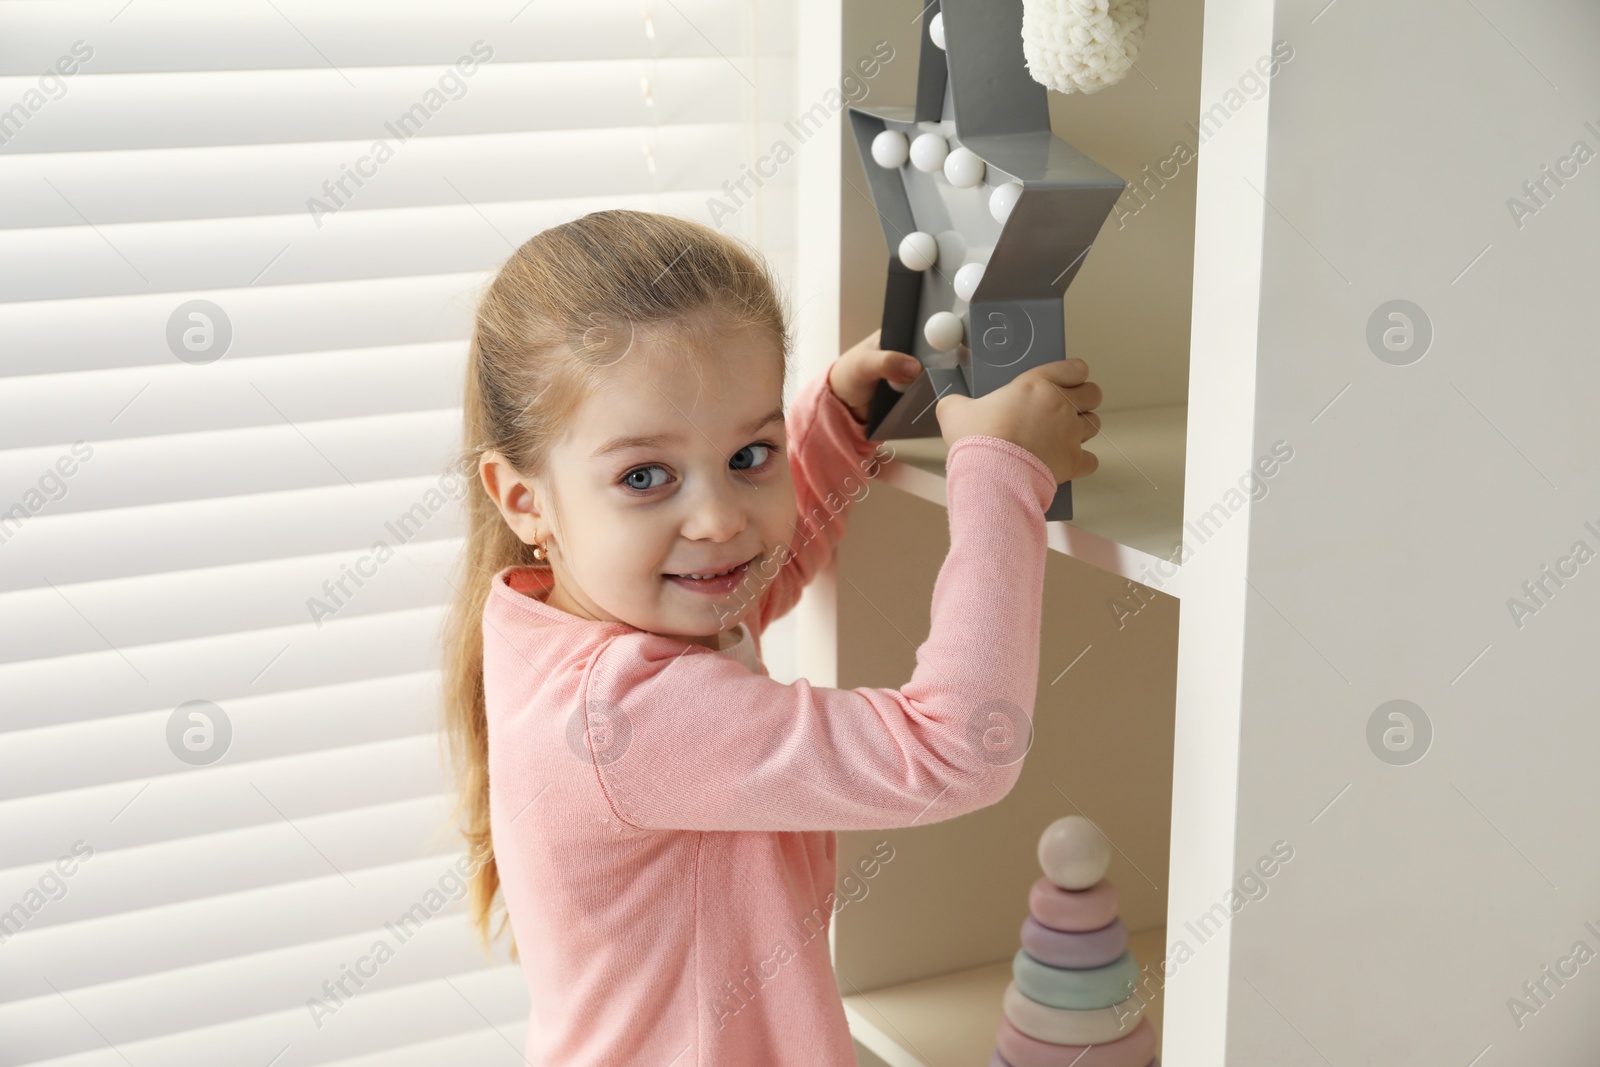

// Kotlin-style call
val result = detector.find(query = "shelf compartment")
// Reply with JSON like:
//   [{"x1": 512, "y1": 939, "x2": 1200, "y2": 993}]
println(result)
[{"x1": 844, "y1": 925, "x2": 1167, "y2": 1067}]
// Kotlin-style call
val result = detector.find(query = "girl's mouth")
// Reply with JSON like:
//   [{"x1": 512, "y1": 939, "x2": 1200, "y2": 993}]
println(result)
[{"x1": 664, "y1": 556, "x2": 755, "y2": 595}]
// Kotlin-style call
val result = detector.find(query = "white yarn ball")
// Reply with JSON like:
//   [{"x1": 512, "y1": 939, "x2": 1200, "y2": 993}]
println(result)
[
  {"x1": 924, "y1": 311, "x2": 964, "y2": 351},
  {"x1": 1038, "y1": 815, "x2": 1112, "y2": 890},
  {"x1": 871, "y1": 129, "x2": 909, "y2": 169},
  {"x1": 898, "y1": 231, "x2": 939, "y2": 272},
  {"x1": 909, "y1": 132, "x2": 949, "y2": 173},
  {"x1": 943, "y1": 146, "x2": 986, "y2": 188},
  {"x1": 929, "y1": 12, "x2": 946, "y2": 50},
  {"x1": 989, "y1": 182, "x2": 1023, "y2": 223},
  {"x1": 1021, "y1": 0, "x2": 1149, "y2": 95},
  {"x1": 953, "y1": 262, "x2": 986, "y2": 303}
]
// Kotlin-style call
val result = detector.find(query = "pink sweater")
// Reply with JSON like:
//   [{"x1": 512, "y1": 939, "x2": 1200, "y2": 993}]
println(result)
[{"x1": 482, "y1": 367, "x2": 1059, "y2": 1066}]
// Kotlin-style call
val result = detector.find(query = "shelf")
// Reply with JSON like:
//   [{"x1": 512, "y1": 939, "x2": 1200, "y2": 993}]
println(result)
[
  {"x1": 874, "y1": 404, "x2": 1186, "y2": 598},
  {"x1": 844, "y1": 925, "x2": 1166, "y2": 1067}
]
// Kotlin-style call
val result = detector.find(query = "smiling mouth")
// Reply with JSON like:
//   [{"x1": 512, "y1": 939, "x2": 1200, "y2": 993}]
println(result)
[{"x1": 665, "y1": 554, "x2": 758, "y2": 581}]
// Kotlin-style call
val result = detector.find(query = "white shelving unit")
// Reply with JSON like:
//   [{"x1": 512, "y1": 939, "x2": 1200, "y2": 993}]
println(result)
[{"x1": 803, "y1": 1, "x2": 1600, "y2": 1065}]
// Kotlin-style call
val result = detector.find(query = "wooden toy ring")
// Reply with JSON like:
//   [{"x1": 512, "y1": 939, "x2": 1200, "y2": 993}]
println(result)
[{"x1": 1028, "y1": 876, "x2": 1118, "y2": 931}]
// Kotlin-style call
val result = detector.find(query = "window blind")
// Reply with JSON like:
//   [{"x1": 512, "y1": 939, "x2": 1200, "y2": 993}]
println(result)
[{"x1": 0, "y1": 2, "x2": 797, "y2": 1063}]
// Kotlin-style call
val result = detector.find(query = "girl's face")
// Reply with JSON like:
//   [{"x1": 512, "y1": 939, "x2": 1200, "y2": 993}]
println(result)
[{"x1": 487, "y1": 312, "x2": 796, "y2": 650}]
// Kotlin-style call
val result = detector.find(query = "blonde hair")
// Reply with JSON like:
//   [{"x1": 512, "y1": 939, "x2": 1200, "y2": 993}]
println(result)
[{"x1": 441, "y1": 209, "x2": 791, "y2": 958}]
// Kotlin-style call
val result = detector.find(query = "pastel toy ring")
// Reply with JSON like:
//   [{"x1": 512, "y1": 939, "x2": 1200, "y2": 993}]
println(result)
[
  {"x1": 1028, "y1": 876, "x2": 1118, "y2": 932},
  {"x1": 995, "y1": 1014, "x2": 1157, "y2": 1067},
  {"x1": 1003, "y1": 980, "x2": 1145, "y2": 1045},
  {"x1": 1013, "y1": 948, "x2": 1139, "y2": 1010},
  {"x1": 1019, "y1": 915, "x2": 1127, "y2": 968}
]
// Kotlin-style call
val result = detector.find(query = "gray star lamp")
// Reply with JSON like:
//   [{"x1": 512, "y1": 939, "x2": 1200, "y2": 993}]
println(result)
[{"x1": 849, "y1": 0, "x2": 1126, "y2": 521}]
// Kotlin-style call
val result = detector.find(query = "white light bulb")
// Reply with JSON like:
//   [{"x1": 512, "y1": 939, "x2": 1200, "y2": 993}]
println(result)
[
  {"x1": 871, "y1": 129, "x2": 909, "y2": 169},
  {"x1": 924, "y1": 311, "x2": 964, "y2": 351},
  {"x1": 909, "y1": 132, "x2": 949, "y2": 173},
  {"x1": 898, "y1": 231, "x2": 939, "y2": 272},
  {"x1": 943, "y1": 146, "x2": 985, "y2": 188},
  {"x1": 953, "y1": 262, "x2": 986, "y2": 303},
  {"x1": 989, "y1": 181, "x2": 1023, "y2": 223},
  {"x1": 929, "y1": 12, "x2": 946, "y2": 50}
]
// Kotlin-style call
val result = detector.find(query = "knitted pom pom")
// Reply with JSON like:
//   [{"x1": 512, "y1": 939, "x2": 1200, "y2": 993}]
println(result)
[{"x1": 1021, "y1": 0, "x2": 1149, "y2": 95}]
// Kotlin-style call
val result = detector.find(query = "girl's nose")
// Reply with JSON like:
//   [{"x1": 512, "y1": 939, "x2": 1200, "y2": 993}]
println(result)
[{"x1": 681, "y1": 475, "x2": 749, "y2": 543}]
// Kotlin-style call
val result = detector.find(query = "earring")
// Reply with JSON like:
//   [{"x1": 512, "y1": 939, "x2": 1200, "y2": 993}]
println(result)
[{"x1": 531, "y1": 541, "x2": 547, "y2": 562}]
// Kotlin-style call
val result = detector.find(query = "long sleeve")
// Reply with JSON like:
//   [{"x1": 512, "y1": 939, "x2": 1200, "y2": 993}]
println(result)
[
  {"x1": 581, "y1": 434, "x2": 1060, "y2": 833},
  {"x1": 751, "y1": 366, "x2": 890, "y2": 632}
]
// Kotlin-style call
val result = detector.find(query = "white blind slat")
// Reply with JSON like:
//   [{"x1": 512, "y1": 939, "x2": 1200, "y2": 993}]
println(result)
[
  {"x1": 0, "y1": 606, "x2": 447, "y2": 732},
  {"x1": 2, "y1": 966, "x2": 528, "y2": 1067},
  {"x1": 1, "y1": 0, "x2": 771, "y2": 72},
  {"x1": 0, "y1": 691, "x2": 440, "y2": 811},
  {"x1": 0, "y1": 125, "x2": 753, "y2": 229},
  {"x1": 0, "y1": 274, "x2": 483, "y2": 377},
  {"x1": 0, "y1": 794, "x2": 454, "y2": 932},
  {"x1": 0, "y1": 410, "x2": 458, "y2": 515},
  {"x1": 0, "y1": 854, "x2": 484, "y2": 1003},
  {"x1": 0, "y1": 477, "x2": 465, "y2": 593},
  {"x1": 0, "y1": 60, "x2": 768, "y2": 153},
  {"x1": 0, "y1": 193, "x2": 713, "y2": 303},
  {"x1": 0, "y1": 913, "x2": 495, "y2": 1063},
  {"x1": 0, "y1": 537, "x2": 461, "y2": 664},
  {"x1": 0, "y1": 343, "x2": 463, "y2": 450}
]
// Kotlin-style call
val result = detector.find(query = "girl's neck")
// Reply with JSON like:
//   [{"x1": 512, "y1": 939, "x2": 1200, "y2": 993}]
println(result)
[{"x1": 541, "y1": 571, "x2": 735, "y2": 651}]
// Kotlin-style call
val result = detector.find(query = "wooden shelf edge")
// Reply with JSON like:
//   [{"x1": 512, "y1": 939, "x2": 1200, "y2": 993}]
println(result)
[
  {"x1": 844, "y1": 999, "x2": 949, "y2": 1067},
  {"x1": 875, "y1": 459, "x2": 1183, "y2": 600}
]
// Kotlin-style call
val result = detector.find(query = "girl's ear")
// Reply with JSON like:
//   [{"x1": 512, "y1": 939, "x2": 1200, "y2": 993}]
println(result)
[{"x1": 479, "y1": 451, "x2": 546, "y2": 546}]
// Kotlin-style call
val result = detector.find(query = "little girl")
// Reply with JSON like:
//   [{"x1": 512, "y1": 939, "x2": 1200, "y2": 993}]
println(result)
[{"x1": 442, "y1": 209, "x2": 1101, "y2": 1066}]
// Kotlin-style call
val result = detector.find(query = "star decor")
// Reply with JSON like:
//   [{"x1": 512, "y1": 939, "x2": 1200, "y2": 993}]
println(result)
[{"x1": 848, "y1": 0, "x2": 1126, "y2": 521}]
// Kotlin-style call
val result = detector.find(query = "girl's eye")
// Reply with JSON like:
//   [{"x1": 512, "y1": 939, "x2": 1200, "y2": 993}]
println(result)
[
  {"x1": 621, "y1": 466, "x2": 668, "y2": 492},
  {"x1": 731, "y1": 443, "x2": 774, "y2": 471}
]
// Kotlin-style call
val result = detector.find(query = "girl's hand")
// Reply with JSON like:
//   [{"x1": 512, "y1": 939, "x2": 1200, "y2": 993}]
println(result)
[
  {"x1": 826, "y1": 329, "x2": 923, "y2": 424},
  {"x1": 935, "y1": 358, "x2": 1102, "y2": 484}
]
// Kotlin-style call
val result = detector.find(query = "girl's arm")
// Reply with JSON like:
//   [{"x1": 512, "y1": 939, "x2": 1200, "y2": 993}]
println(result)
[
  {"x1": 749, "y1": 365, "x2": 889, "y2": 633},
  {"x1": 580, "y1": 435, "x2": 1058, "y2": 833}
]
